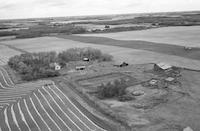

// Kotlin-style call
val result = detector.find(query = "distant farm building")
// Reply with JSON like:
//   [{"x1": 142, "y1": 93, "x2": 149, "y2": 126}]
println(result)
[
  {"x1": 114, "y1": 62, "x2": 129, "y2": 67},
  {"x1": 184, "y1": 46, "x2": 192, "y2": 51},
  {"x1": 154, "y1": 63, "x2": 172, "y2": 72},
  {"x1": 76, "y1": 66, "x2": 86, "y2": 70},
  {"x1": 50, "y1": 63, "x2": 61, "y2": 71}
]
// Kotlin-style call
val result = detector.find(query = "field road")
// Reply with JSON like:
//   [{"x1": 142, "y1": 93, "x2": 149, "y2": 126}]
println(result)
[{"x1": 0, "y1": 67, "x2": 111, "y2": 131}]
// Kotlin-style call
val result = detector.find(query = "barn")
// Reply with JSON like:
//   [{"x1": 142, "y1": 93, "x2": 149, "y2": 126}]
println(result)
[{"x1": 154, "y1": 62, "x2": 172, "y2": 72}]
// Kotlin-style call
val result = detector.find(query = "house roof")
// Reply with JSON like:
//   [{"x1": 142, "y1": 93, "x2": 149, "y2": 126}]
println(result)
[{"x1": 156, "y1": 62, "x2": 172, "y2": 70}]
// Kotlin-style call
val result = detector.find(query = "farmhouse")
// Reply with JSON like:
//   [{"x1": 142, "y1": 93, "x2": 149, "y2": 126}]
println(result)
[
  {"x1": 50, "y1": 62, "x2": 61, "y2": 71},
  {"x1": 154, "y1": 62, "x2": 172, "y2": 72}
]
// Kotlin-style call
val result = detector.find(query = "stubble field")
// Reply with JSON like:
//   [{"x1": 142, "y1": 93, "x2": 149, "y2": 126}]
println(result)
[{"x1": 79, "y1": 26, "x2": 200, "y2": 47}]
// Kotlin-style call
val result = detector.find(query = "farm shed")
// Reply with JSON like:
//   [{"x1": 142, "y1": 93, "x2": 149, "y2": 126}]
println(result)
[
  {"x1": 154, "y1": 62, "x2": 172, "y2": 72},
  {"x1": 76, "y1": 66, "x2": 86, "y2": 70}
]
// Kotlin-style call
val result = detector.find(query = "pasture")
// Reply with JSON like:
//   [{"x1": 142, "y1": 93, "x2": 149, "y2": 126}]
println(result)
[
  {"x1": 79, "y1": 26, "x2": 200, "y2": 47},
  {"x1": 0, "y1": 45, "x2": 21, "y2": 65},
  {"x1": 2, "y1": 36, "x2": 200, "y2": 70}
]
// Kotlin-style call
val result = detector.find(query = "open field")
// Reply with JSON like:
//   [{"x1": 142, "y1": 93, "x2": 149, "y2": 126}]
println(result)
[
  {"x1": 2, "y1": 36, "x2": 200, "y2": 70},
  {"x1": 79, "y1": 26, "x2": 200, "y2": 47},
  {"x1": 0, "y1": 45, "x2": 21, "y2": 65},
  {"x1": 0, "y1": 66, "x2": 109, "y2": 131}
]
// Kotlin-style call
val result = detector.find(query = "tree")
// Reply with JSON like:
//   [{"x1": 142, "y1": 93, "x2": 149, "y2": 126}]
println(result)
[
  {"x1": 97, "y1": 79, "x2": 129, "y2": 99},
  {"x1": 8, "y1": 52, "x2": 60, "y2": 81}
]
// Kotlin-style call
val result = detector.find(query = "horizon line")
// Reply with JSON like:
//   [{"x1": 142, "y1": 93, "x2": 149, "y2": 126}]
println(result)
[{"x1": 0, "y1": 10, "x2": 199, "y2": 21}]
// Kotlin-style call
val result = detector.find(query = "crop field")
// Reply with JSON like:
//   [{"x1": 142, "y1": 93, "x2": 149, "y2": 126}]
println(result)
[
  {"x1": 0, "y1": 45, "x2": 21, "y2": 65},
  {"x1": 79, "y1": 26, "x2": 200, "y2": 47},
  {"x1": 2, "y1": 36, "x2": 200, "y2": 70},
  {"x1": 0, "y1": 66, "x2": 108, "y2": 131}
]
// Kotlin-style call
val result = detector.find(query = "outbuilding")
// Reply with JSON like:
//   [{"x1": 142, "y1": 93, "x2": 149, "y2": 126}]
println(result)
[
  {"x1": 83, "y1": 57, "x2": 89, "y2": 62},
  {"x1": 154, "y1": 62, "x2": 172, "y2": 72},
  {"x1": 165, "y1": 77, "x2": 175, "y2": 82},
  {"x1": 114, "y1": 62, "x2": 129, "y2": 67},
  {"x1": 149, "y1": 79, "x2": 158, "y2": 86},
  {"x1": 76, "y1": 66, "x2": 86, "y2": 70}
]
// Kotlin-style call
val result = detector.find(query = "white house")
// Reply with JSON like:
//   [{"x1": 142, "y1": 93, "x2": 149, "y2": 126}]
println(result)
[{"x1": 50, "y1": 62, "x2": 61, "y2": 71}]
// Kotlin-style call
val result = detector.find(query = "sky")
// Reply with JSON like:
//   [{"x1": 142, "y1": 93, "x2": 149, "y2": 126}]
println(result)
[{"x1": 0, "y1": 0, "x2": 199, "y2": 19}]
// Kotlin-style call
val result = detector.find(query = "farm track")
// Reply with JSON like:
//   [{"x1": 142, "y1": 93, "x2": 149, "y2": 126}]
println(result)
[{"x1": 0, "y1": 67, "x2": 109, "y2": 131}]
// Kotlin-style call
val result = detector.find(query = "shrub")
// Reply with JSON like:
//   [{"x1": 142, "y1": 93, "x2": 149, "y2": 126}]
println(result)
[
  {"x1": 97, "y1": 79, "x2": 128, "y2": 99},
  {"x1": 8, "y1": 51, "x2": 59, "y2": 81},
  {"x1": 98, "y1": 53, "x2": 113, "y2": 62}
]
